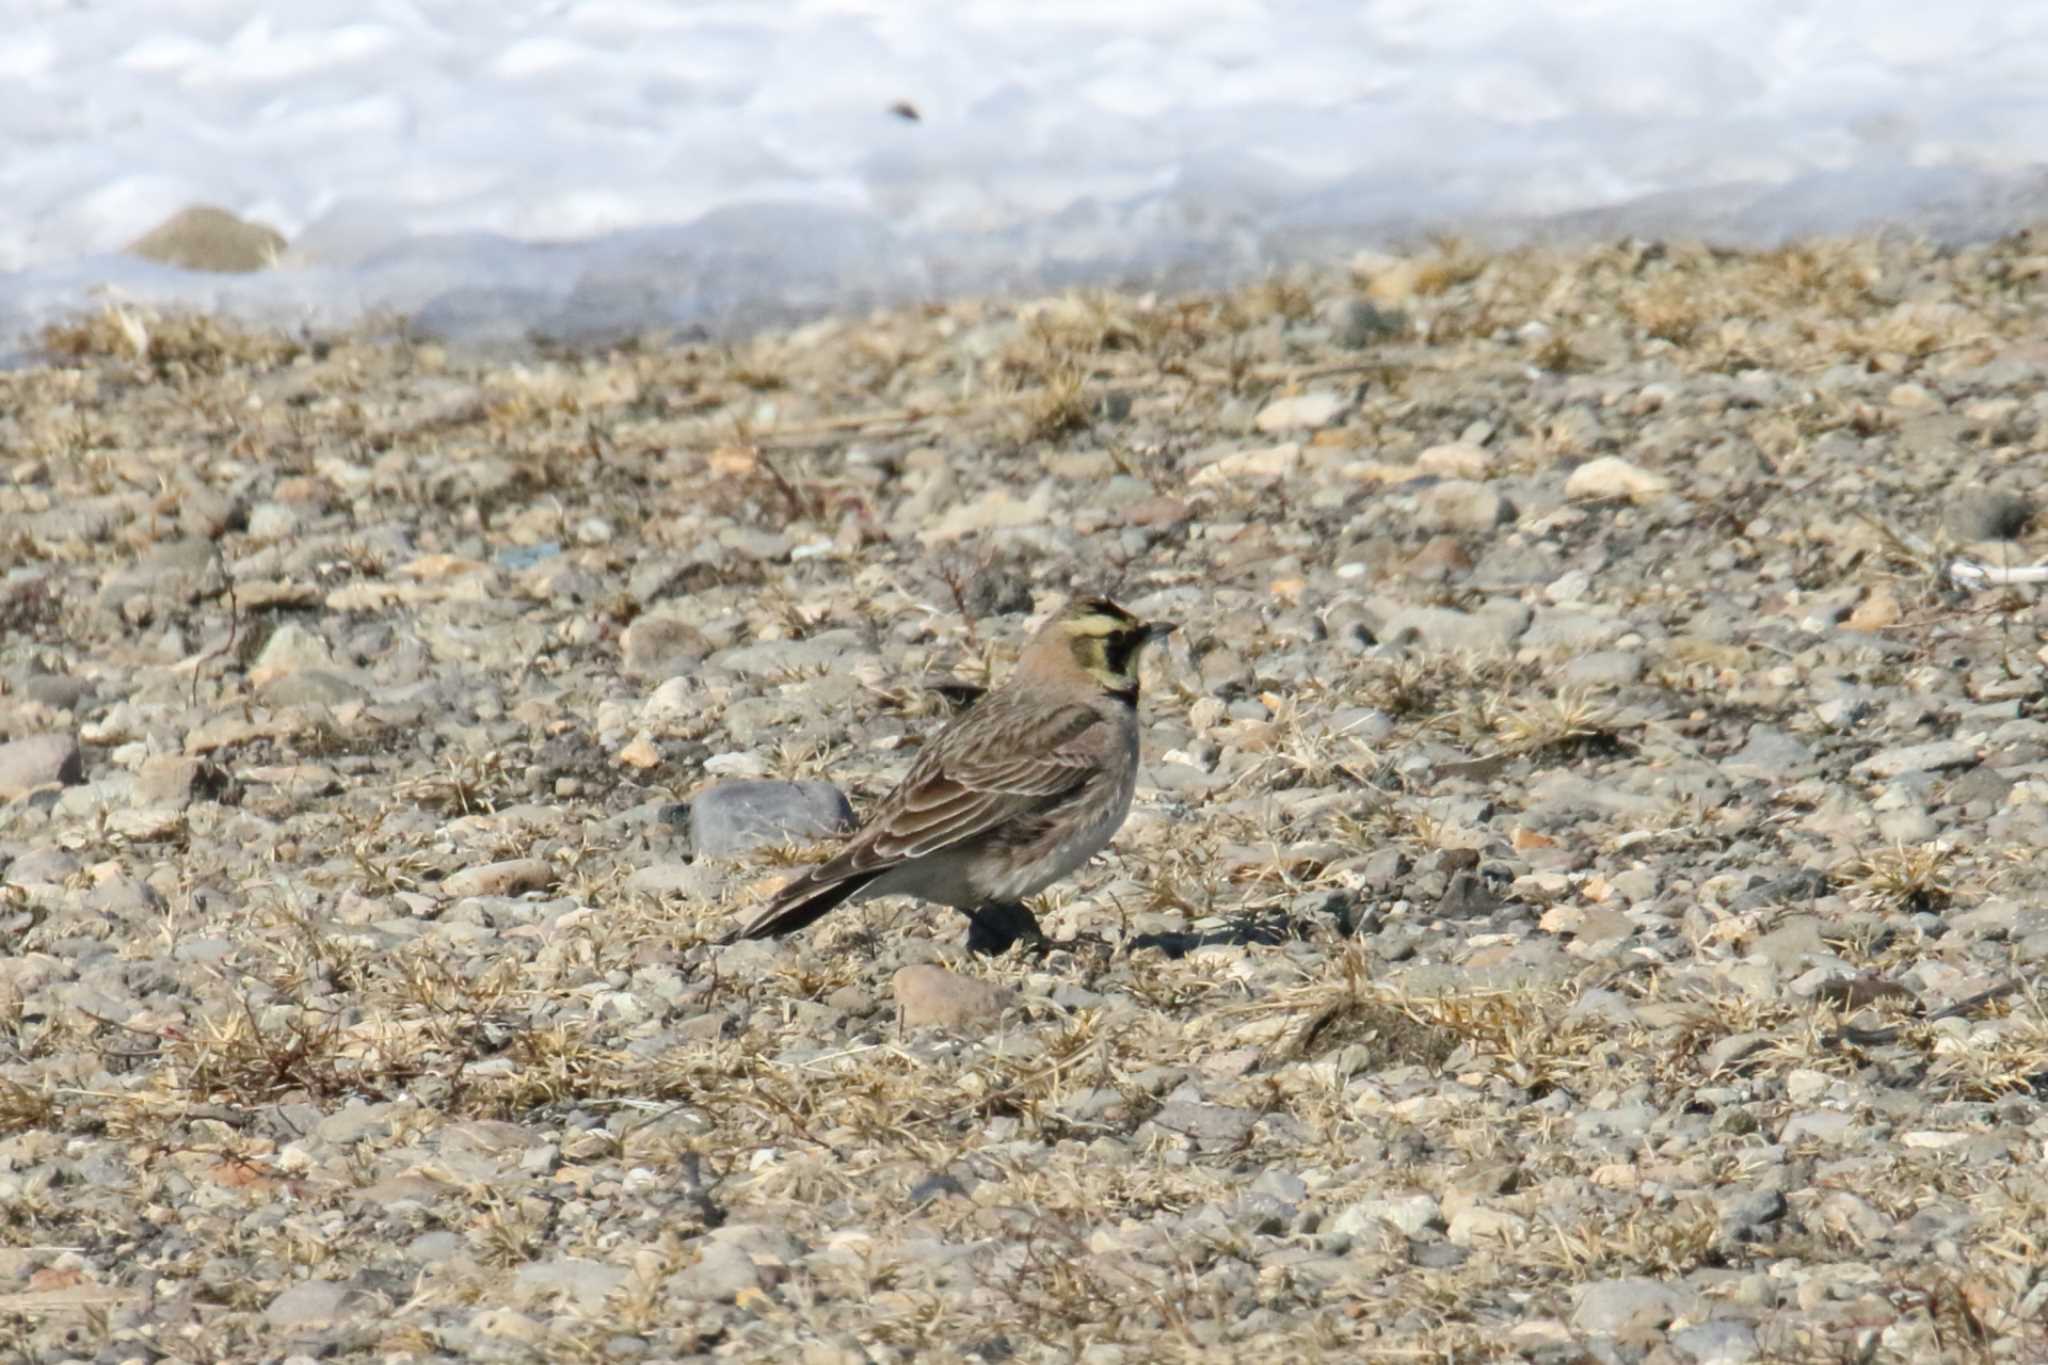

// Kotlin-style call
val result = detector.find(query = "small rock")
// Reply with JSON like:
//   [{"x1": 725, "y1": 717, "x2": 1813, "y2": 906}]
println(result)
[
  {"x1": 1149, "y1": 1096, "x2": 1262, "y2": 1149},
  {"x1": 1331, "y1": 1193, "x2": 1441, "y2": 1239},
  {"x1": 1323, "y1": 297, "x2": 1403, "y2": 348},
  {"x1": 1668, "y1": 1319, "x2": 1761, "y2": 1363},
  {"x1": 690, "y1": 780, "x2": 856, "y2": 858},
  {"x1": 1446, "y1": 1206, "x2": 1528, "y2": 1247},
  {"x1": 1559, "y1": 650, "x2": 1643, "y2": 687},
  {"x1": 0, "y1": 734, "x2": 83, "y2": 801},
  {"x1": 621, "y1": 614, "x2": 711, "y2": 679},
  {"x1": 515, "y1": 1258, "x2": 627, "y2": 1310},
  {"x1": 1190, "y1": 442, "x2": 1301, "y2": 487},
  {"x1": 1572, "y1": 1277, "x2": 1696, "y2": 1334},
  {"x1": 1565, "y1": 456, "x2": 1670, "y2": 503},
  {"x1": 1945, "y1": 489, "x2": 2032, "y2": 542},
  {"x1": 894, "y1": 965, "x2": 1015, "y2": 1032},
  {"x1": 443, "y1": 859, "x2": 555, "y2": 899},
  {"x1": 252, "y1": 622, "x2": 337, "y2": 677},
  {"x1": 1401, "y1": 535, "x2": 1474, "y2": 581},
  {"x1": 264, "y1": 1279, "x2": 358, "y2": 1327},
  {"x1": 1416, "y1": 480, "x2": 1511, "y2": 531},
  {"x1": 133, "y1": 756, "x2": 207, "y2": 808},
  {"x1": 1855, "y1": 740, "x2": 1978, "y2": 779},
  {"x1": 246, "y1": 501, "x2": 301, "y2": 541},
  {"x1": 20, "y1": 675, "x2": 93, "y2": 711},
  {"x1": 1414, "y1": 442, "x2": 1491, "y2": 479},
  {"x1": 1253, "y1": 392, "x2": 1347, "y2": 433},
  {"x1": 261, "y1": 670, "x2": 368, "y2": 706},
  {"x1": 667, "y1": 1241, "x2": 765, "y2": 1302},
  {"x1": 1379, "y1": 600, "x2": 1531, "y2": 653},
  {"x1": 1723, "y1": 727, "x2": 1816, "y2": 778},
  {"x1": 127, "y1": 204, "x2": 287, "y2": 272},
  {"x1": 924, "y1": 485, "x2": 1054, "y2": 541},
  {"x1": 618, "y1": 736, "x2": 662, "y2": 769},
  {"x1": 1845, "y1": 582, "x2": 1903, "y2": 631}
]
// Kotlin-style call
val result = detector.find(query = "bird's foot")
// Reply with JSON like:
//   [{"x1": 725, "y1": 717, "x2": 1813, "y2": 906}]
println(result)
[{"x1": 964, "y1": 902, "x2": 1047, "y2": 957}]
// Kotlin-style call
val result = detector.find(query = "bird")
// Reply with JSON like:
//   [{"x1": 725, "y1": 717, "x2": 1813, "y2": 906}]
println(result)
[{"x1": 735, "y1": 595, "x2": 1174, "y2": 953}]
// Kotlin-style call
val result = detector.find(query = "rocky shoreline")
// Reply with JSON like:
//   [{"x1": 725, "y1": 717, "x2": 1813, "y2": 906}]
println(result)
[{"x1": 4, "y1": 230, "x2": 2048, "y2": 1361}]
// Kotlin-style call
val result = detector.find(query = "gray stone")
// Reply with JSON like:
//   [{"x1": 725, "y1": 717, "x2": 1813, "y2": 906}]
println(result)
[
  {"x1": 20, "y1": 675, "x2": 93, "y2": 711},
  {"x1": 134, "y1": 755, "x2": 205, "y2": 808},
  {"x1": 1378, "y1": 600, "x2": 1531, "y2": 653},
  {"x1": 0, "y1": 733, "x2": 82, "y2": 800},
  {"x1": 621, "y1": 614, "x2": 712, "y2": 679},
  {"x1": 1723, "y1": 726, "x2": 1816, "y2": 777},
  {"x1": 443, "y1": 859, "x2": 555, "y2": 899},
  {"x1": 264, "y1": 1279, "x2": 359, "y2": 1327},
  {"x1": 254, "y1": 622, "x2": 337, "y2": 674},
  {"x1": 667, "y1": 1241, "x2": 764, "y2": 1302},
  {"x1": 1945, "y1": 489, "x2": 2032, "y2": 541},
  {"x1": 1779, "y1": 1110, "x2": 1856, "y2": 1145},
  {"x1": 707, "y1": 631, "x2": 877, "y2": 680},
  {"x1": 1415, "y1": 480, "x2": 1511, "y2": 531},
  {"x1": 1149, "y1": 1096, "x2": 1261, "y2": 1149},
  {"x1": 1323, "y1": 297, "x2": 1404, "y2": 348},
  {"x1": 1522, "y1": 608, "x2": 1622, "y2": 650},
  {"x1": 1855, "y1": 740, "x2": 1979, "y2": 779},
  {"x1": 515, "y1": 1257, "x2": 628, "y2": 1309},
  {"x1": 894, "y1": 965, "x2": 1014, "y2": 1032},
  {"x1": 1668, "y1": 1318, "x2": 1761, "y2": 1363},
  {"x1": 260, "y1": 669, "x2": 370, "y2": 707},
  {"x1": 690, "y1": 779, "x2": 855, "y2": 857},
  {"x1": 1717, "y1": 1187, "x2": 1787, "y2": 1241},
  {"x1": 1571, "y1": 1276, "x2": 1696, "y2": 1334},
  {"x1": 1253, "y1": 391, "x2": 1348, "y2": 432},
  {"x1": 1330, "y1": 1193, "x2": 1440, "y2": 1238}
]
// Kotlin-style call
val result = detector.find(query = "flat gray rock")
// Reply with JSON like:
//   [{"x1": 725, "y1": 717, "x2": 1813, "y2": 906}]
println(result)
[
  {"x1": 689, "y1": 779, "x2": 855, "y2": 857},
  {"x1": 0, "y1": 733, "x2": 82, "y2": 801},
  {"x1": 1855, "y1": 740, "x2": 1980, "y2": 778}
]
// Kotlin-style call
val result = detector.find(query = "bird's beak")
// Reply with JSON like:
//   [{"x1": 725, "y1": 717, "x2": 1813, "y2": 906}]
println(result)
[{"x1": 1142, "y1": 620, "x2": 1178, "y2": 642}]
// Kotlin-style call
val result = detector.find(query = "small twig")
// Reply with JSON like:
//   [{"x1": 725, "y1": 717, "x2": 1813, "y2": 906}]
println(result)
[
  {"x1": 189, "y1": 572, "x2": 239, "y2": 709},
  {"x1": 1949, "y1": 559, "x2": 2048, "y2": 588}
]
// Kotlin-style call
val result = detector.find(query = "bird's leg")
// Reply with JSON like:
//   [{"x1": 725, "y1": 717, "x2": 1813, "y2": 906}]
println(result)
[{"x1": 964, "y1": 901, "x2": 1046, "y2": 956}]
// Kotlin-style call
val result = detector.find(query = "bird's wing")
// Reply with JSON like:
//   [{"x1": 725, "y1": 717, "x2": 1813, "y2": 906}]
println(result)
[
  {"x1": 734, "y1": 703, "x2": 1104, "y2": 940},
  {"x1": 841, "y1": 702, "x2": 1106, "y2": 869}
]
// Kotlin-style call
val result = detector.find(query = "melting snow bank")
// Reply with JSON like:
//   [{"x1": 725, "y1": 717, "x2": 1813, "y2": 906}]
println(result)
[{"x1": 6, "y1": 160, "x2": 2047, "y2": 365}]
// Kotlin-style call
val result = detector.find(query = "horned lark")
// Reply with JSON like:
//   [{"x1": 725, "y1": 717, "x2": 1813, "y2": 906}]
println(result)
[{"x1": 736, "y1": 596, "x2": 1173, "y2": 953}]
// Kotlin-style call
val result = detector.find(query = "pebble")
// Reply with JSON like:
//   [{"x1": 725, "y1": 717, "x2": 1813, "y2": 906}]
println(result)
[
  {"x1": 1564, "y1": 456, "x2": 1671, "y2": 502},
  {"x1": 893, "y1": 965, "x2": 1014, "y2": 1032},
  {"x1": 1190, "y1": 442, "x2": 1302, "y2": 486},
  {"x1": 1413, "y1": 442, "x2": 1491, "y2": 479},
  {"x1": 1415, "y1": 480, "x2": 1511, "y2": 531},
  {"x1": 689, "y1": 780, "x2": 855, "y2": 857},
  {"x1": 621, "y1": 614, "x2": 712, "y2": 679},
  {"x1": 264, "y1": 1280, "x2": 358, "y2": 1327},
  {"x1": 0, "y1": 734, "x2": 82, "y2": 800},
  {"x1": 442, "y1": 859, "x2": 555, "y2": 898},
  {"x1": 1854, "y1": 740, "x2": 1978, "y2": 779},
  {"x1": 1571, "y1": 1278, "x2": 1697, "y2": 1334},
  {"x1": 1252, "y1": 392, "x2": 1347, "y2": 432},
  {"x1": 1944, "y1": 489, "x2": 2033, "y2": 542}
]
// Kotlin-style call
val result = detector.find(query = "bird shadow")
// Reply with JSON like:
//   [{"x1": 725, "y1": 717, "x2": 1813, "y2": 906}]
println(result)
[{"x1": 1127, "y1": 910, "x2": 1306, "y2": 959}]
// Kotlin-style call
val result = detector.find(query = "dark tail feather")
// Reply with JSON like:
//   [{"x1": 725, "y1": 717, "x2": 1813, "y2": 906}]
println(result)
[{"x1": 735, "y1": 869, "x2": 879, "y2": 941}]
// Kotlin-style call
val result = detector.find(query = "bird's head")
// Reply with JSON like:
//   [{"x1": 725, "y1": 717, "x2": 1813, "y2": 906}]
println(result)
[{"x1": 1022, "y1": 595, "x2": 1176, "y2": 700}]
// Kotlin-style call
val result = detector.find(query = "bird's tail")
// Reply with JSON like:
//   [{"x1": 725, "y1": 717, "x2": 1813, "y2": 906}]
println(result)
[{"x1": 734, "y1": 867, "x2": 879, "y2": 941}]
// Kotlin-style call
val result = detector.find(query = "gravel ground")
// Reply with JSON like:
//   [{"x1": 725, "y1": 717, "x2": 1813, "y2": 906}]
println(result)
[{"x1": 5, "y1": 231, "x2": 2048, "y2": 1363}]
